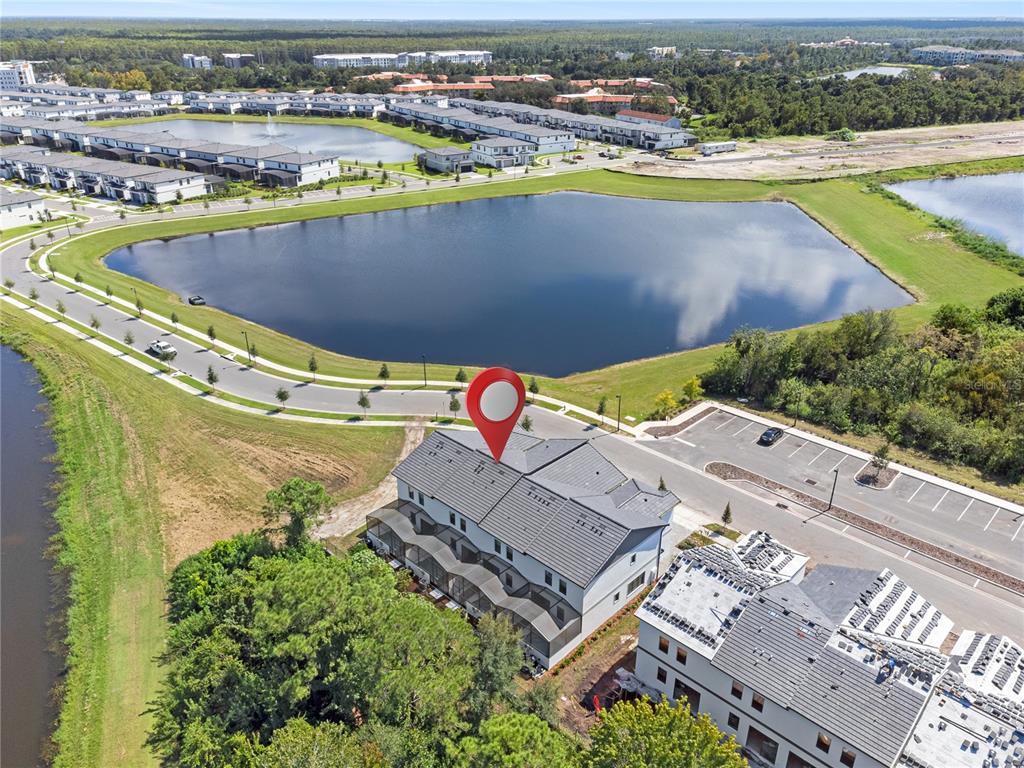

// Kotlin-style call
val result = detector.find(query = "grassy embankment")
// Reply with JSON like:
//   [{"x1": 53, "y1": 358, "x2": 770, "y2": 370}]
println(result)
[
  {"x1": 0, "y1": 305, "x2": 404, "y2": 768},
  {"x1": 92, "y1": 112, "x2": 464, "y2": 153},
  {"x1": 46, "y1": 162, "x2": 1024, "y2": 421}
]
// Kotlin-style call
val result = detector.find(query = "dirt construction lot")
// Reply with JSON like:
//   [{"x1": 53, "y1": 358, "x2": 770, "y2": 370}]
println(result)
[{"x1": 629, "y1": 120, "x2": 1024, "y2": 180}]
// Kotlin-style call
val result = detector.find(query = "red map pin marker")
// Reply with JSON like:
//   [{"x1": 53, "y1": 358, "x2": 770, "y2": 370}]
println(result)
[{"x1": 466, "y1": 367, "x2": 526, "y2": 464}]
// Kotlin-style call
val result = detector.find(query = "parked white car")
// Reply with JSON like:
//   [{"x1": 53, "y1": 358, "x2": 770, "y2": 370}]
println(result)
[{"x1": 147, "y1": 339, "x2": 177, "y2": 358}]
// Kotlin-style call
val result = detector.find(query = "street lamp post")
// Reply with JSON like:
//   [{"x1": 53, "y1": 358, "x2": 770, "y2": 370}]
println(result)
[
  {"x1": 421, "y1": 355, "x2": 427, "y2": 387},
  {"x1": 827, "y1": 468, "x2": 839, "y2": 511},
  {"x1": 242, "y1": 330, "x2": 251, "y2": 366},
  {"x1": 615, "y1": 394, "x2": 622, "y2": 433}
]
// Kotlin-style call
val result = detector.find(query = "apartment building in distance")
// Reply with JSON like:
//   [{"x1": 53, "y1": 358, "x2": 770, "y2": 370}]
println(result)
[
  {"x1": 181, "y1": 54, "x2": 213, "y2": 70},
  {"x1": 633, "y1": 531, "x2": 1024, "y2": 768},
  {"x1": 366, "y1": 430, "x2": 679, "y2": 669},
  {"x1": 647, "y1": 46, "x2": 678, "y2": 60},
  {"x1": 911, "y1": 45, "x2": 1024, "y2": 65},
  {"x1": 222, "y1": 53, "x2": 256, "y2": 69},
  {"x1": 313, "y1": 50, "x2": 492, "y2": 69},
  {"x1": 0, "y1": 61, "x2": 36, "y2": 89}
]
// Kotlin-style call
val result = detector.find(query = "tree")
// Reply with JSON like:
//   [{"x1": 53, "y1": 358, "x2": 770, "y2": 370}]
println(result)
[
  {"x1": 249, "y1": 343, "x2": 259, "y2": 361},
  {"x1": 722, "y1": 502, "x2": 733, "y2": 526},
  {"x1": 653, "y1": 389, "x2": 678, "y2": 419},
  {"x1": 244, "y1": 196, "x2": 253, "y2": 210},
  {"x1": 275, "y1": 386, "x2": 290, "y2": 411},
  {"x1": 658, "y1": 476, "x2": 667, "y2": 491},
  {"x1": 520, "y1": 414, "x2": 533, "y2": 432},
  {"x1": 449, "y1": 393, "x2": 461, "y2": 420},
  {"x1": 56, "y1": 299, "x2": 66, "y2": 317},
  {"x1": 308, "y1": 352, "x2": 319, "y2": 383},
  {"x1": 378, "y1": 362, "x2": 391, "y2": 386},
  {"x1": 454, "y1": 713, "x2": 580, "y2": 768},
  {"x1": 170, "y1": 311, "x2": 178, "y2": 329},
  {"x1": 455, "y1": 367, "x2": 468, "y2": 388},
  {"x1": 871, "y1": 440, "x2": 891, "y2": 478},
  {"x1": 2, "y1": 278, "x2": 13, "y2": 293},
  {"x1": 984, "y1": 286, "x2": 1024, "y2": 330},
  {"x1": 206, "y1": 364, "x2": 219, "y2": 392},
  {"x1": 596, "y1": 395, "x2": 607, "y2": 424},
  {"x1": 206, "y1": 324, "x2": 216, "y2": 349},
  {"x1": 528, "y1": 377, "x2": 539, "y2": 402},
  {"x1": 74, "y1": 270, "x2": 82, "y2": 285},
  {"x1": 586, "y1": 699, "x2": 745, "y2": 768},
  {"x1": 679, "y1": 376, "x2": 704, "y2": 403},
  {"x1": 29, "y1": 287, "x2": 38, "y2": 302},
  {"x1": 105, "y1": 284, "x2": 113, "y2": 302},
  {"x1": 119, "y1": 209, "x2": 127, "y2": 220},
  {"x1": 136, "y1": 297, "x2": 145, "y2": 317},
  {"x1": 467, "y1": 614, "x2": 523, "y2": 725},
  {"x1": 518, "y1": 677, "x2": 560, "y2": 726},
  {"x1": 89, "y1": 314, "x2": 101, "y2": 334},
  {"x1": 251, "y1": 718, "x2": 376, "y2": 768},
  {"x1": 29, "y1": 238, "x2": 36, "y2": 250},
  {"x1": 357, "y1": 390, "x2": 371, "y2": 418},
  {"x1": 262, "y1": 477, "x2": 331, "y2": 548},
  {"x1": 124, "y1": 329, "x2": 134, "y2": 346}
]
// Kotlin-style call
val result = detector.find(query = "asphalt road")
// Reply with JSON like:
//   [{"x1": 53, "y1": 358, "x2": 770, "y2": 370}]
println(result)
[{"x1": 2, "y1": 187, "x2": 1022, "y2": 640}]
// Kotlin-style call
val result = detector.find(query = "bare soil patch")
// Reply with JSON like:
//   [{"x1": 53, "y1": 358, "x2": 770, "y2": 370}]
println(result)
[{"x1": 645, "y1": 405, "x2": 717, "y2": 437}]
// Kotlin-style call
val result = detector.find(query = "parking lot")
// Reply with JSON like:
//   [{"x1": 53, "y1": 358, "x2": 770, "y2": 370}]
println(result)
[{"x1": 644, "y1": 407, "x2": 1023, "y2": 579}]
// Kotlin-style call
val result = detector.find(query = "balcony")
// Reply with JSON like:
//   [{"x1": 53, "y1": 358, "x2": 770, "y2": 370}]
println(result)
[{"x1": 367, "y1": 501, "x2": 582, "y2": 661}]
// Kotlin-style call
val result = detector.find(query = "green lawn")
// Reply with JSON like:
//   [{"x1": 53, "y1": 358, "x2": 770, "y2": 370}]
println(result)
[
  {"x1": 0, "y1": 305, "x2": 404, "y2": 768},
  {"x1": 91, "y1": 112, "x2": 462, "y2": 152},
  {"x1": 44, "y1": 165, "x2": 1023, "y2": 422}
]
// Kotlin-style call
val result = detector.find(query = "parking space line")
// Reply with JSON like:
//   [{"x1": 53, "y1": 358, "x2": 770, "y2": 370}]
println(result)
[
  {"x1": 675, "y1": 437, "x2": 696, "y2": 448},
  {"x1": 732, "y1": 422, "x2": 753, "y2": 437},
  {"x1": 983, "y1": 509, "x2": 1001, "y2": 532},
  {"x1": 907, "y1": 482, "x2": 925, "y2": 503},
  {"x1": 931, "y1": 490, "x2": 949, "y2": 512},
  {"x1": 715, "y1": 415, "x2": 737, "y2": 431},
  {"x1": 1012, "y1": 520, "x2": 1024, "y2": 542},
  {"x1": 830, "y1": 455, "x2": 847, "y2": 473},
  {"x1": 956, "y1": 499, "x2": 973, "y2": 522},
  {"x1": 787, "y1": 442, "x2": 805, "y2": 458},
  {"x1": 808, "y1": 447, "x2": 828, "y2": 465}
]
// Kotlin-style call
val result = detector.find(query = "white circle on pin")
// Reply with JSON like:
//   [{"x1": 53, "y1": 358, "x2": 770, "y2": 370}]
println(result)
[{"x1": 479, "y1": 380, "x2": 519, "y2": 422}]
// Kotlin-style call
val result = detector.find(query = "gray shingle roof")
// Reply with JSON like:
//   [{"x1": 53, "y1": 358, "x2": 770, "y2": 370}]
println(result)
[
  {"x1": 798, "y1": 566, "x2": 879, "y2": 625},
  {"x1": 393, "y1": 430, "x2": 676, "y2": 587},
  {"x1": 790, "y1": 645, "x2": 927, "y2": 765}
]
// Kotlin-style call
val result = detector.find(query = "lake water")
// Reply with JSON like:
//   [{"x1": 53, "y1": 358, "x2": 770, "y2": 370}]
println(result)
[
  {"x1": 1, "y1": 346, "x2": 60, "y2": 767},
  {"x1": 106, "y1": 193, "x2": 912, "y2": 376},
  {"x1": 887, "y1": 173, "x2": 1024, "y2": 256},
  {"x1": 151, "y1": 118, "x2": 419, "y2": 163},
  {"x1": 834, "y1": 66, "x2": 909, "y2": 79}
]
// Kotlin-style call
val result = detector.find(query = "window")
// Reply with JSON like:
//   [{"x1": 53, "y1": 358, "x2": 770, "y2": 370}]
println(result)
[
  {"x1": 627, "y1": 573, "x2": 645, "y2": 593},
  {"x1": 731, "y1": 680, "x2": 744, "y2": 700},
  {"x1": 656, "y1": 667, "x2": 667, "y2": 683},
  {"x1": 816, "y1": 733, "x2": 832, "y2": 754},
  {"x1": 614, "y1": 591, "x2": 620, "y2": 602},
  {"x1": 751, "y1": 692, "x2": 764, "y2": 712},
  {"x1": 504, "y1": 572, "x2": 513, "y2": 588},
  {"x1": 630, "y1": 553, "x2": 637, "y2": 565},
  {"x1": 494, "y1": 538, "x2": 502, "y2": 554},
  {"x1": 449, "y1": 512, "x2": 456, "y2": 525},
  {"x1": 544, "y1": 571, "x2": 552, "y2": 586},
  {"x1": 659, "y1": 636, "x2": 670, "y2": 654},
  {"x1": 727, "y1": 712, "x2": 740, "y2": 729},
  {"x1": 556, "y1": 606, "x2": 564, "y2": 622},
  {"x1": 676, "y1": 647, "x2": 688, "y2": 666},
  {"x1": 459, "y1": 518, "x2": 466, "y2": 532},
  {"x1": 558, "y1": 579, "x2": 567, "y2": 595},
  {"x1": 408, "y1": 486, "x2": 415, "y2": 499},
  {"x1": 505, "y1": 544, "x2": 513, "y2": 561},
  {"x1": 840, "y1": 749, "x2": 857, "y2": 767},
  {"x1": 417, "y1": 491, "x2": 424, "y2": 505}
]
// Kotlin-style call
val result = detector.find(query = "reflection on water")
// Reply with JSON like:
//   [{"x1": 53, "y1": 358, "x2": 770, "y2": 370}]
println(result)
[
  {"x1": 106, "y1": 193, "x2": 912, "y2": 376},
  {"x1": 149, "y1": 118, "x2": 419, "y2": 163},
  {"x1": 1, "y1": 346, "x2": 59, "y2": 767},
  {"x1": 887, "y1": 173, "x2": 1024, "y2": 256}
]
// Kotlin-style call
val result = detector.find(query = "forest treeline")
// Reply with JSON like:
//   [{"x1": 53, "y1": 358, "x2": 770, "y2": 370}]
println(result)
[
  {"x1": 703, "y1": 288, "x2": 1024, "y2": 483},
  {"x1": 148, "y1": 478, "x2": 747, "y2": 768}
]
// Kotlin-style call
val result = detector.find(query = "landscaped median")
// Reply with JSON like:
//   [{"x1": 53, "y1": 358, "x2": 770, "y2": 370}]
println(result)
[{"x1": 35, "y1": 162, "x2": 1024, "y2": 423}]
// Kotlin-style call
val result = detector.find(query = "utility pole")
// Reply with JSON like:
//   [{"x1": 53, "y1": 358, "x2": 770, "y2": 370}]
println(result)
[
  {"x1": 615, "y1": 394, "x2": 622, "y2": 433},
  {"x1": 421, "y1": 354, "x2": 427, "y2": 387},
  {"x1": 827, "y1": 468, "x2": 839, "y2": 511},
  {"x1": 242, "y1": 329, "x2": 252, "y2": 366}
]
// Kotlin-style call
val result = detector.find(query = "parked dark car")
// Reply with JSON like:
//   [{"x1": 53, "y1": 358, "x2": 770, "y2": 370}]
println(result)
[
  {"x1": 758, "y1": 427, "x2": 784, "y2": 446},
  {"x1": 187, "y1": 295, "x2": 206, "y2": 306}
]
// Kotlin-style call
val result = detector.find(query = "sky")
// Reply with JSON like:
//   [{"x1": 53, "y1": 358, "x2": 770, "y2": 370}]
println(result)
[{"x1": 3, "y1": 0, "x2": 1023, "y2": 20}]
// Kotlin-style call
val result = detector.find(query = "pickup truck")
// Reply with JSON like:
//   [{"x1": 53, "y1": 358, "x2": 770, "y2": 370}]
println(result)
[{"x1": 147, "y1": 340, "x2": 177, "y2": 359}]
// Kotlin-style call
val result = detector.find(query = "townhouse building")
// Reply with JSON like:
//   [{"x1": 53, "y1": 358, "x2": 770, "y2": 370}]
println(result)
[
  {"x1": 632, "y1": 533, "x2": 1023, "y2": 768},
  {"x1": 0, "y1": 187, "x2": 46, "y2": 227},
  {"x1": 366, "y1": 430, "x2": 679, "y2": 669},
  {"x1": 313, "y1": 50, "x2": 492, "y2": 69},
  {"x1": 387, "y1": 102, "x2": 576, "y2": 153},
  {"x1": 470, "y1": 137, "x2": 535, "y2": 168}
]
